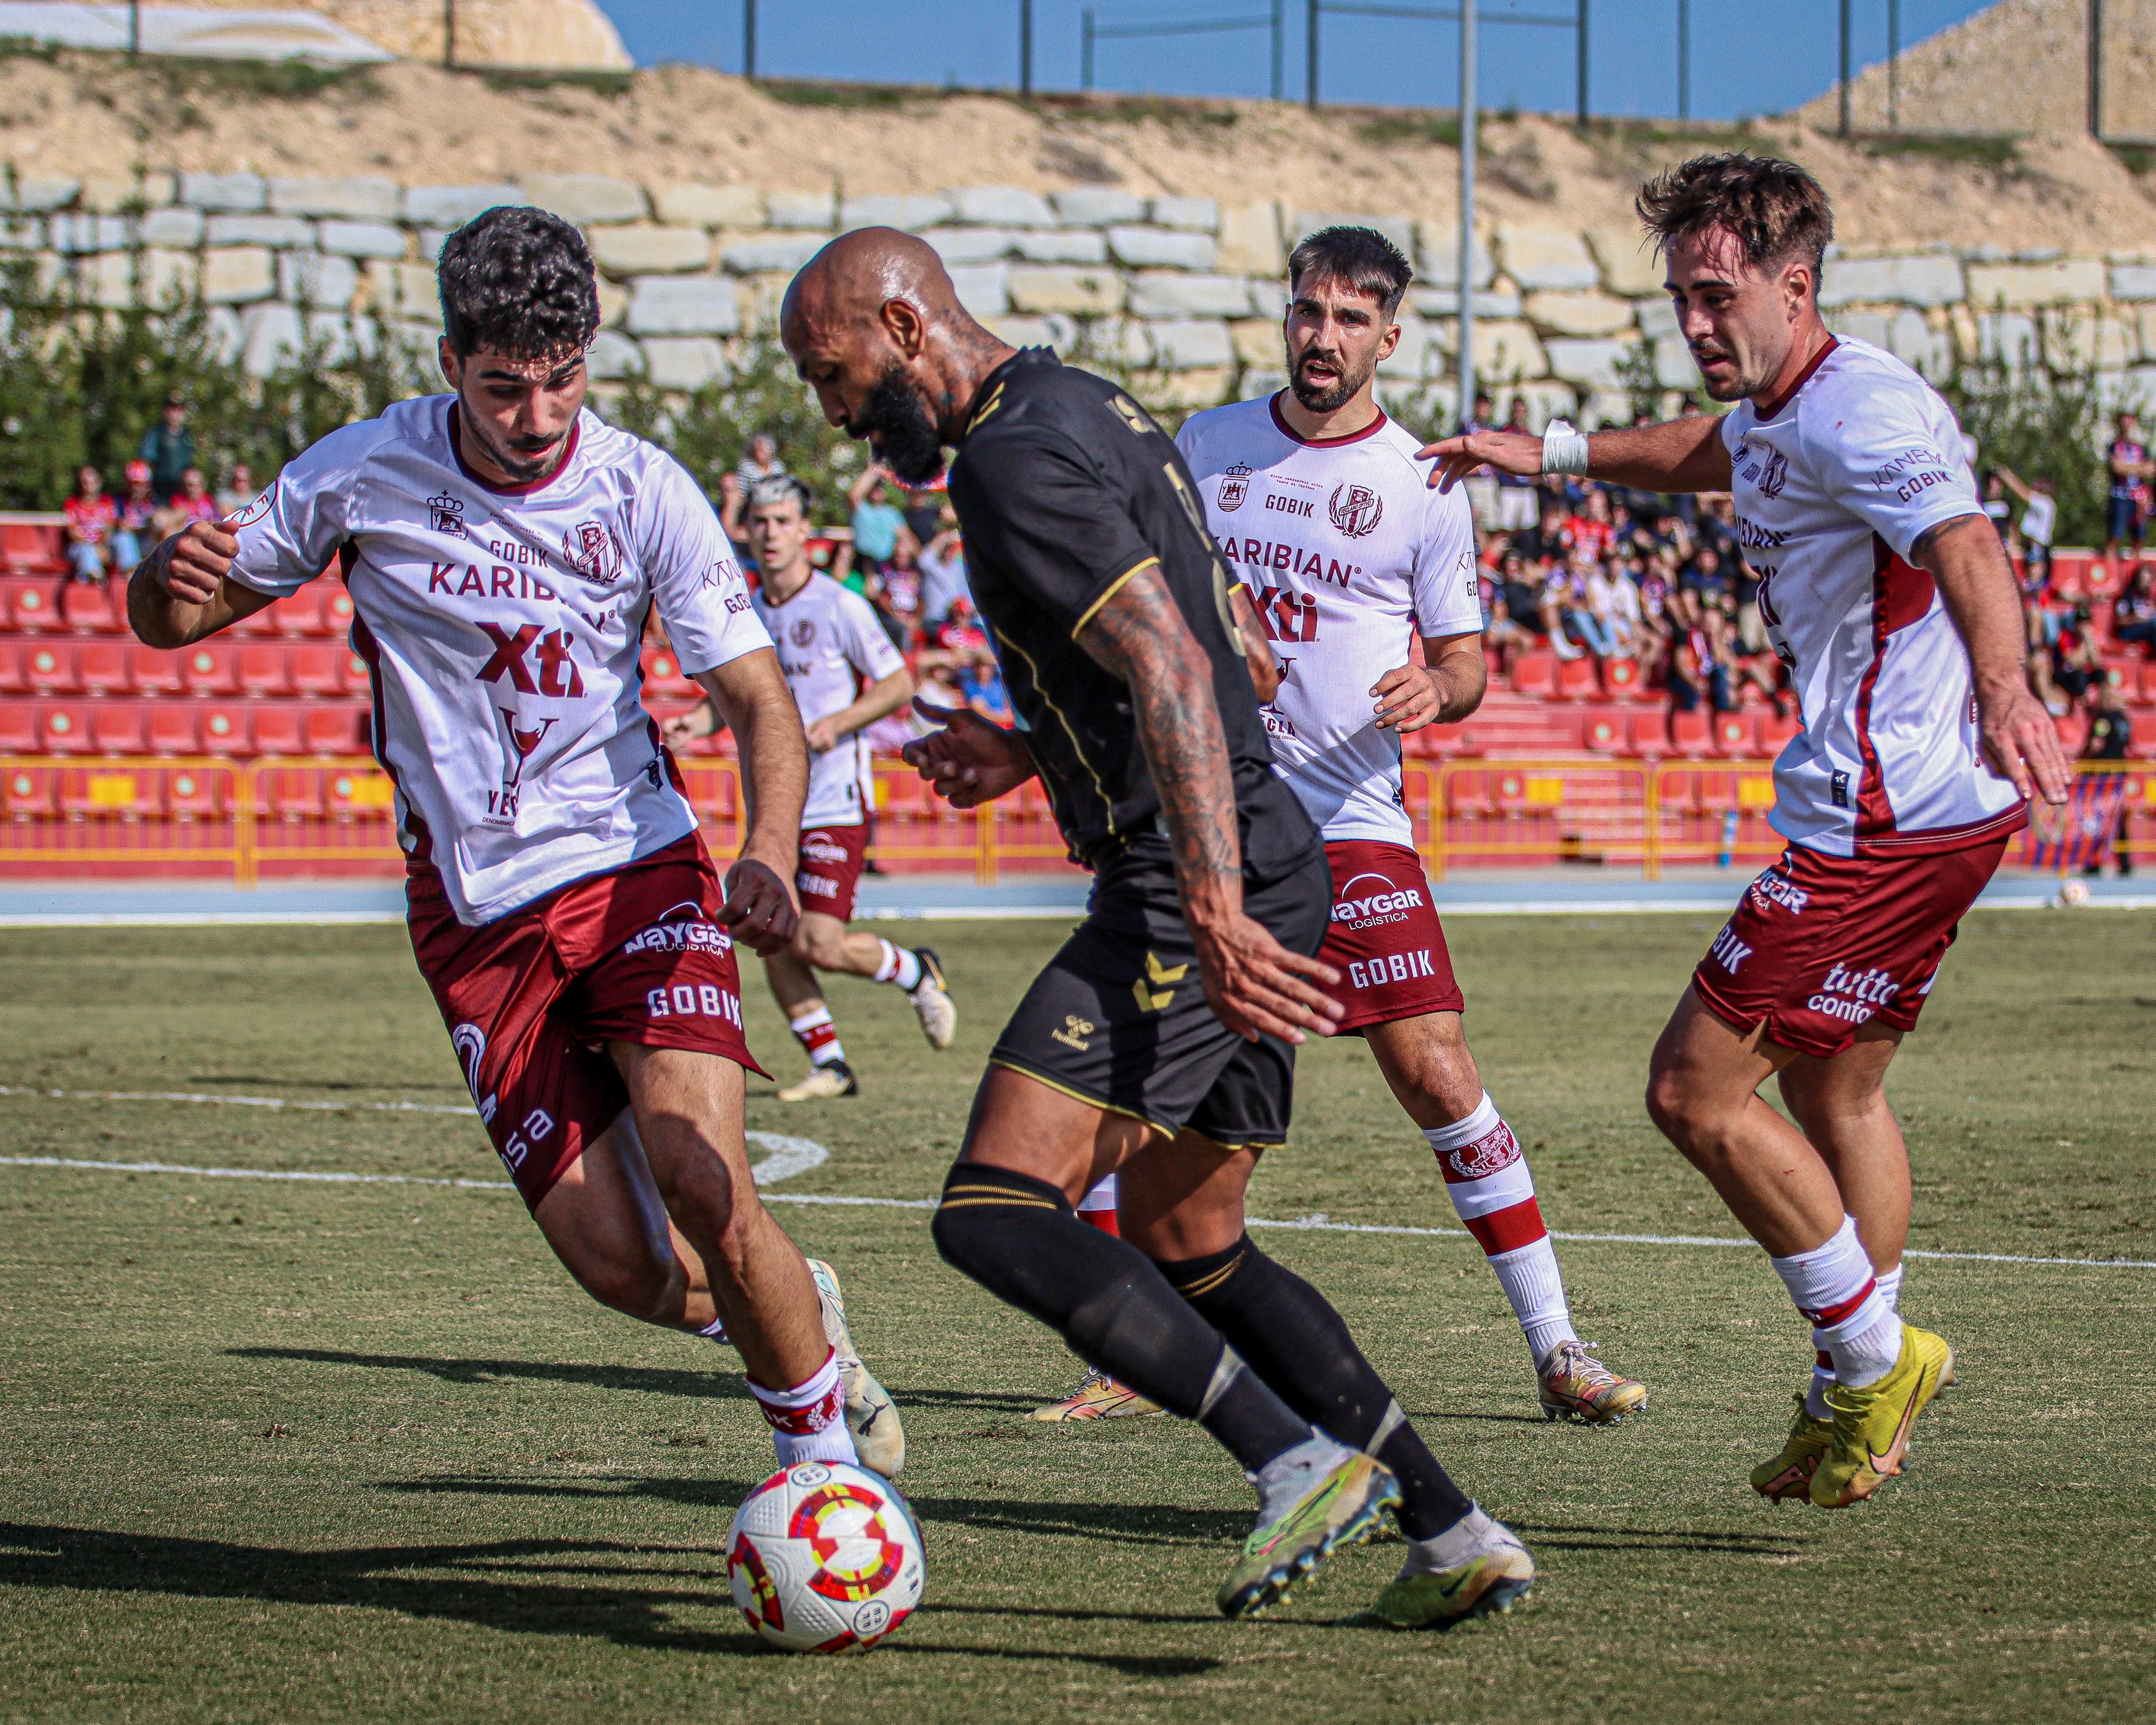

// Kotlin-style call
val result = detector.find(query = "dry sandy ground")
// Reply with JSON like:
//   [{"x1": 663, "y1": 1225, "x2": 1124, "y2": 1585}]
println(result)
[{"x1": 3, "y1": 51, "x2": 2154, "y2": 250}]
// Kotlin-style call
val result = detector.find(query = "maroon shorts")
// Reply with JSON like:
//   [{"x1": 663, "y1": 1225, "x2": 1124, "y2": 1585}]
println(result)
[
  {"x1": 407, "y1": 832, "x2": 765, "y2": 1210},
  {"x1": 1690, "y1": 835, "x2": 2009, "y2": 1059},
  {"x1": 795, "y1": 822, "x2": 868, "y2": 923},
  {"x1": 1317, "y1": 840, "x2": 1467, "y2": 1032}
]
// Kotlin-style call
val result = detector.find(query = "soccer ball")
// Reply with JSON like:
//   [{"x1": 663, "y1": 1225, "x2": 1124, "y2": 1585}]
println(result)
[
  {"x1": 726, "y1": 1461, "x2": 925, "y2": 1653},
  {"x1": 2057, "y1": 878, "x2": 2094, "y2": 907}
]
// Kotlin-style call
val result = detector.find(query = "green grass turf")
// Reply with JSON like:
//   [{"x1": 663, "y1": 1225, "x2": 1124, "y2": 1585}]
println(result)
[{"x1": 0, "y1": 908, "x2": 2152, "y2": 1722}]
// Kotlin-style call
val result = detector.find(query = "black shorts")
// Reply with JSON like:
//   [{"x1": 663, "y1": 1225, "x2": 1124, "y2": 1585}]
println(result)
[{"x1": 988, "y1": 834, "x2": 1330, "y2": 1150}]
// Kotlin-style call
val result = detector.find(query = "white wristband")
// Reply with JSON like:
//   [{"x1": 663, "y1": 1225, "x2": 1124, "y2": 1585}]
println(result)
[{"x1": 1541, "y1": 418, "x2": 1591, "y2": 476}]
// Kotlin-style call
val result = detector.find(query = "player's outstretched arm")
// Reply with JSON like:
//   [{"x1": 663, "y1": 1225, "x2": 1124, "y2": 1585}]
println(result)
[
  {"x1": 697, "y1": 647, "x2": 808, "y2": 954},
  {"x1": 1917, "y1": 514, "x2": 2072, "y2": 807},
  {"x1": 128, "y1": 521, "x2": 276, "y2": 648},
  {"x1": 901, "y1": 696, "x2": 1035, "y2": 807},
  {"x1": 805, "y1": 665, "x2": 913, "y2": 754},
  {"x1": 1078, "y1": 567, "x2": 1342, "y2": 1045},
  {"x1": 1418, "y1": 414, "x2": 1732, "y2": 497}
]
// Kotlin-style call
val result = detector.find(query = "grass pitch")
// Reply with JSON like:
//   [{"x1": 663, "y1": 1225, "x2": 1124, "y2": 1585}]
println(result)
[{"x1": 0, "y1": 906, "x2": 2152, "y2": 1723}]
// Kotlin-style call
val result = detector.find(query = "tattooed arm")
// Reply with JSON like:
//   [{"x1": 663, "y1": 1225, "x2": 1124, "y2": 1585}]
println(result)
[{"x1": 1076, "y1": 565, "x2": 1340, "y2": 1044}]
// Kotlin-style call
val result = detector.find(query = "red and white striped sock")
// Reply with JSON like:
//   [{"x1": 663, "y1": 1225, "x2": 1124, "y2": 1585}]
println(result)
[
  {"x1": 872, "y1": 940, "x2": 925, "y2": 992},
  {"x1": 748, "y1": 1347, "x2": 858, "y2": 1467},
  {"x1": 1773, "y1": 1216, "x2": 1901, "y2": 1390},
  {"x1": 788, "y1": 1007, "x2": 847, "y2": 1069},
  {"x1": 1808, "y1": 1260, "x2": 1902, "y2": 1415},
  {"x1": 1425, "y1": 1093, "x2": 1576, "y2": 1366},
  {"x1": 1076, "y1": 1174, "x2": 1120, "y2": 1238}
]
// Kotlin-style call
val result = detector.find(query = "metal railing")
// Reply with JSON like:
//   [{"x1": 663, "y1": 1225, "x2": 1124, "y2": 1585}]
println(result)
[{"x1": 2, "y1": 754, "x2": 2149, "y2": 890}]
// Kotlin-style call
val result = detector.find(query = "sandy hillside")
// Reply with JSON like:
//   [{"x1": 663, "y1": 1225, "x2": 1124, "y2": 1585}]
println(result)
[
  {"x1": 1797, "y1": 0, "x2": 2156, "y2": 139},
  {"x1": 173, "y1": 0, "x2": 637, "y2": 69},
  {"x1": 2, "y1": 52, "x2": 2153, "y2": 251}
]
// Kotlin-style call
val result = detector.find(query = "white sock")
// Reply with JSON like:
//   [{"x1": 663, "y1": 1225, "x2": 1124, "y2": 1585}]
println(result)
[
  {"x1": 1401, "y1": 1504, "x2": 1517, "y2": 1575},
  {"x1": 1249, "y1": 1431, "x2": 1356, "y2": 1519},
  {"x1": 787, "y1": 1007, "x2": 847, "y2": 1069},
  {"x1": 749, "y1": 1348, "x2": 859, "y2": 1467},
  {"x1": 1076, "y1": 1175, "x2": 1118, "y2": 1215},
  {"x1": 1771, "y1": 1216, "x2": 1901, "y2": 1391},
  {"x1": 873, "y1": 940, "x2": 924, "y2": 992},
  {"x1": 1424, "y1": 1093, "x2": 1577, "y2": 1365},
  {"x1": 1809, "y1": 1260, "x2": 1903, "y2": 1416},
  {"x1": 699, "y1": 1314, "x2": 731, "y2": 1347}
]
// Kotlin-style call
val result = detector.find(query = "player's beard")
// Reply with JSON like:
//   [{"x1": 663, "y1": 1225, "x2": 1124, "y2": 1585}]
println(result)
[
  {"x1": 1288, "y1": 344, "x2": 1374, "y2": 415},
  {"x1": 853, "y1": 361, "x2": 946, "y2": 484},
  {"x1": 1690, "y1": 338, "x2": 1764, "y2": 403}
]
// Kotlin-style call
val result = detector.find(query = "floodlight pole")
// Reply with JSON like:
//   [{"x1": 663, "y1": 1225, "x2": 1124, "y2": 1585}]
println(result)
[
  {"x1": 1837, "y1": 0, "x2": 1851, "y2": 137},
  {"x1": 1458, "y1": 0, "x2": 1476, "y2": 432},
  {"x1": 744, "y1": 0, "x2": 758, "y2": 80},
  {"x1": 2088, "y1": 0, "x2": 2103, "y2": 140},
  {"x1": 1676, "y1": 0, "x2": 1688, "y2": 122},
  {"x1": 1307, "y1": 0, "x2": 1319, "y2": 110},
  {"x1": 1020, "y1": 0, "x2": 1034, "y2": 98},
  {"x1": 1081, "y1": 9, "x2": 1094, "y2": 89},
  {"x1": 1574, "y1": 0, "x2": 1587, "y2": 127}
]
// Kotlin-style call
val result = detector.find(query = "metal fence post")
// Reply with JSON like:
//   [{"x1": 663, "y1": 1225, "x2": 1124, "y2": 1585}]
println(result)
[
  {"x1": 1271, "y1": 0, "x2": 1284, "y2": 100},
  {"x1": 1837, "y1": 0, "x2": 1851, "y2": 137},
  {"x1": 1888, "y1": 0, "x2": 1900, "y2": 130},
  {"x1": 744, "y1": 0, "x2": 758, "y2": 80},
  {"x1": 1081, "y1": 9, "x2": 1094, "y2": 89},
  {"x1": 1676, "y1": 0, "x2": 1688, "y2": 122},
  {"x1": 1575, "y1": 0, "x2": 1587, "y2": 126},
  {"x1": 1307, "y1": 0, "x2": 1319, "y2": 110},
  {"x1": 2088, "y1": 0, "x2": 2104, "y2": 140},
  {"x1": 1021, "y1": 0, "x2": 1034, "y2": 98}
]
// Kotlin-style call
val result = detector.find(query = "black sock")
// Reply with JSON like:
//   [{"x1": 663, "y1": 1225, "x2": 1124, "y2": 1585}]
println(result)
[
  {"x1": 1159, "y1": 1235, "x2": 1472, "y2": 1538},
  {"x1": 931, "y1": 1164, "x2": 1310, "y2": 1472}
]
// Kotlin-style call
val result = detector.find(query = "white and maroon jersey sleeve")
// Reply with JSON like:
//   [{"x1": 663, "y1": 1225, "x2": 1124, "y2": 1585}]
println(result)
[
  {"x1": 635, "y1": 452, "x2": 772, "y2": 676},
  {"x1": 225, "y1": 418, "x2": 386, "y2": 597},
  {"x1": 1178, "y1": 397, "x2": 1478, "y2": 846},
  {"x1": 1722, "y1": 337, "x2": 2024, "y2": 858},
  {"x1": 753, "y1": 573, "x2": 906, "y2": 829}
]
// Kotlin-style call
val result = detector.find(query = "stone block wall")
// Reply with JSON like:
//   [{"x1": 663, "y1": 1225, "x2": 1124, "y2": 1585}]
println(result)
[{"x1": 6, "y1": 170, "x2": 2156, "y2": 421}]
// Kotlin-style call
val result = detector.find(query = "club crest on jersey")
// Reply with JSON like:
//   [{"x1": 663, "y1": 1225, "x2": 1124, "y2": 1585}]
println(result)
[
  {"x1": 563, "y1": 520, "x2": 624, "y2": 585},
  {"x1": 428, "y1": 492, "x2": 470, "y2": 538},
  {"x1": 1757, "y1": 446, "x2": 1789, "y2": 499},
  {"x1": 1217, "y1": 463, "x2": 1251, "y2": 512},
  {"x1": 791, "y1": 619, "x2": 817, "y2": 648},
  {"x1": 1328, "y1": 482, "x2": 1383, "y2": 538}
]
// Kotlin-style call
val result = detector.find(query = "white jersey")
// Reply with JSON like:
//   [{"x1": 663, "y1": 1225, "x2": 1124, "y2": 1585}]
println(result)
[
  {"x1": 1176, "y1": 396, "x2": 1482, "y2": 845},
  {"x1": 752, "y1": 572, "x2": 907, "y2": 829},
  {"x1": 1722, "y1": 337, "x2": 2024, "y2": 857},
  {"x1": 227, "y1": 394, "x2": 772, "y2": 926}
]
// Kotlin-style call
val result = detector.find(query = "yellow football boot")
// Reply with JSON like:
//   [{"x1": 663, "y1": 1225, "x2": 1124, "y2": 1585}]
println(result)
[
  {"x1": 1749, "y1": 1395, "x2": 1832, "y2": 1503},
  {"x1": 1537, "y1": 1339, "x2": 1649, "y2": 1425},
  {"x1": 1218, "y1": 1448, "x2": 1398, "y2": 1620},
  {"x1": 1811, "y1": 1324, "x2": 1955, "y2": 1508},
  {"x1": 1025, "y1": 1366, "x2": 1165, "y2": 1422},
  {"x1": 1347, "y1": 1509, "x2": 1535, "y2": 1630}
]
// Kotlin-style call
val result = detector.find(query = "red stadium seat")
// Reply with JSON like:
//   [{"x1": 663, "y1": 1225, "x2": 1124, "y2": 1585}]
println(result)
[
  {"x1": 1, "y1": 764, "x2": 55, "y2": 818},
  {"x1": 257, "y1": 764, "x2": 323, "y2": 818},
  {"x1": 1583, "y1": 713, "x2": 1624, "y2": 754},
  {"x1": 25, "y1": 643, "x2": 77, "y2": 696},
  {"x1": 167, "y1": 765, "x2": 225, "y2": 818},
  {"x1": 1509, "y1": 650, "x2": 1558, "y2": 699},
  {"x1": 197, "y1": 703, "x2": 248, "y2": 754},
  {"x1": 237, "y1": 644, "x2": 294, "y2": 697},
  {"x1": 78, "y1": 642, "x2": 129, "y2": 696},
  {"x1": 58, "y1": 764, "x2": 160, "y2": 817},
  {"x1": 325, "y1": 766, "x2": 397, "y2": 818},
  {"x1": 1759, "y1": 710, "x2": 1802, "y2": 753},
  {"x1": 0, "y1": 705, "x2": 37, "y2": 752},
  {"x1": 40, "y1": 703, "x2": 93, "y2": 754},
  {"x1": 1712, "y1": 712, "x2": 1759, "y2": 757},
  {"x1": 321, "y1": 584, "x2": 355, "y2": 638},
  {"x1": 1690, "y1": 768, "x2": 1742, "y2": 812},
  {"x1": 232, "y1": 597, "x2": 282, "y2": 637},
  {"x1": 251, "y1": 705, "x2": 306, "y2": 755},
  {"x1": 0, "y1": 520, "x2": 68, "y2": 576},
  {"x1": 304, "y1": 705, "x2": 367, "y2": 755},
  {"x1": 1555, "y1": 655, "x2": 1599, "y2": 701},
  {"x1": 180, "y1": 642, "x2": 241, "y2": 695},
  {"x1": 1669, "y1": 710, "x2": 1713, "y2": 757},
  {"x1": 2132, "y1": 664, "x2": 2156, "y2": 708},
  {"x1": 128, "y1": 645, "x2": 186, "y2": 696},
  {"x1": 264, "y1": 592, "x2": 318, "y2": 637},
  {"x1": 146, "y1": 704, "x2": 197, "y2": 754},
  {"x1": 1625, "y1": 711, "x2": 1671, "y2": 757},
  {"x1": 1447, "y1": 768, "x2": 1496, "y2": 816},
  {"x1": 61, "y1": 582, "x2": 121, "y2": 632},
  {"x1": 7, "y1": 581, "x2": 60, "y2": 632},
  {"x1": 1600, "y1": 655, "x2": 1645, "y2": 700},
  {"x1": 0, "y1": 641, "x2": 25, "y2": 695},
  {"x1": 90, "y1": 703, "x2": 147, "y2": 754},
  {"x1": 289, "y1": 644, "x2": 349, "y2": 697}
]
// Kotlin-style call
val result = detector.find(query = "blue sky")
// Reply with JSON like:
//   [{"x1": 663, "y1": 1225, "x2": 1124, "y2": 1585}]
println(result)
[{"x1": 595, "y1": 0, "x2": 1995, "y2": 122}]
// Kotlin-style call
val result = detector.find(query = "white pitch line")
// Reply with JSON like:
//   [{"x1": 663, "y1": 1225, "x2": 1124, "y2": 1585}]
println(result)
[{"x1": 2, "y1": 1153, "x2": 2151, "y2": 1270}]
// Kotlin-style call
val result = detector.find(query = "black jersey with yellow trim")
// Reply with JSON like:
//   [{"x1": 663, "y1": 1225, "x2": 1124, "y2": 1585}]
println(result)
[{"x1": 946, "y1": 347, "x2": 1315, "y2": 876}]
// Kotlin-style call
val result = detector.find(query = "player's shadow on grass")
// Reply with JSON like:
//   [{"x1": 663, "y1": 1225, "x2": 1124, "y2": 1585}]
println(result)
[
  {"x1": 190, "y1": 1074, "x2": 466, "y2": 1092},
  {"x1": 0, "y1": 1522, "x2": 1220, "y2": 1676},
  {"x1": 1509, "y1": 1521, "x2": 1805, "y2": 1555},
  {"x1": 231, "y1": 1346, "x2": 1044, "y2": 1414}
]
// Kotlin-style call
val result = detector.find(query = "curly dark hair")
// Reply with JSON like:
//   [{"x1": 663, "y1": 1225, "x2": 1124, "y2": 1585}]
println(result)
[
  {"x1": 1287, "y1": 225, "x2": 1414, "y2": 318},
  {"x1": 436, "y1": 206, "x2": 600, "y2": 361},
  {"x1": 1634, "y1": 153, "x2": 1834, "y2": 280}
]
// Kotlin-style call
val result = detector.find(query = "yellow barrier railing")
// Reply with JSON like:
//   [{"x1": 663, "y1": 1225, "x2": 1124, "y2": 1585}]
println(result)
[{"x1": 2, "y1": 753, "x2": 2150, "y2": 889}]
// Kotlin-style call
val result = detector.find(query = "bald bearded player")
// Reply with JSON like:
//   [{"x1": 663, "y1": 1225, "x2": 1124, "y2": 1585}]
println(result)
[{"x1": 780, "y1": 229, "x2": 1533, "y2": 1629}]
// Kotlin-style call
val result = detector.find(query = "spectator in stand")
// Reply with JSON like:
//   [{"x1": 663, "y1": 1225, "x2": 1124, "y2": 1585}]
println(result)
[
  {"x1": 1732, "y1": 550, "x2": 1766, "y2": 655},
  {"x1": 111, "y1": 460, "x2": 159, "y2": 574},
  {"x1": 1486, "y1": 547, "x2": 1541, "y2": 660},
  {"x1": 2115, "y1": 563, "x2": 2156, "y2": 655},
  {"x1": 2105, "y1": 411, "x2": 2151, "y2": 569},
  {"x1": 1493, "y1": 397, "x2": 1541, "y2": 533},
  {"x1": 139, "y1": 394, "x2": 195, "y2": 499},
  {"x1": 1634, "y1": 551, "x2": 1675, "y2": 685},
  {"x1": 1563, "y1": 486, "x2": 1617, "y2": 564},
  {"x1": 864, "y1": 535, "x2": 920, "y2": 651},
  {"x1": 1589, "y1": 553, "x2": 1643, "y2": 657},
  {"x1": 1555, "y1": 547, "x2": 1618, "y2": 660},
  {"x1": 847, "y1": 462, "x2": 916, "y2": 582},
  {"x1": 1459, "y1": 391, "x2": 1500, "y2": 533},
  {"x1": 215, "y1": 461, "x2": 255, "y2": 518},
  {"x1": 1681, "y1": 543, "x2": 1732, "y2": 606},
  {"x1": 2080, "y1": 680, "x2": 2135, "y2": 878},
  {"x1": 1667, "y1": 587, "x2": 1733, "y2": 714},
  {"x1": 2048, "y1": 607, "x2": 2102, "y2": 713},
  {"x1": 1512, "y1": 496, "x2": 1570, "y2": 573},
  {"x1": 154, "y1": 466, "x2": 219, "y2": 540},
  {"x1": 1980, "y1": 469, "x2": 2013, "y2": 543},
  {"x1": 62, "y1": 465, "x2": 117, "y2": 584},
  {"x1": 916, "y1": 506, "x2": 969, "y2": 628},
  {"x1": 1997, "y1": 466, "x2": 2056, "y2": 588}
]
